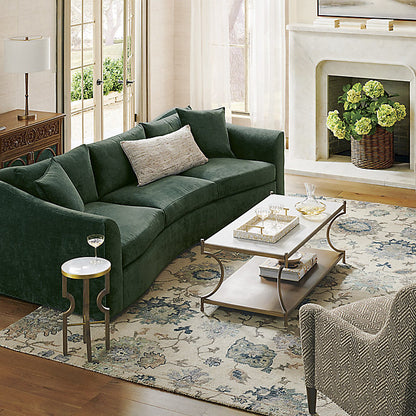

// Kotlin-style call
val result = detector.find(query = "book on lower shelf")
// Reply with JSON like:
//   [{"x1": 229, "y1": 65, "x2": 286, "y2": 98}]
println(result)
[{"x1": 259, "y1": 253, "x2": 318, "y2": 282}]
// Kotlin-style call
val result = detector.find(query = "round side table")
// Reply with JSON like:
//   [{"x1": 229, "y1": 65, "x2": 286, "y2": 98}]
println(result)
[{"x1": 61, "y1": 257, "x2": 111, "y2": 362}]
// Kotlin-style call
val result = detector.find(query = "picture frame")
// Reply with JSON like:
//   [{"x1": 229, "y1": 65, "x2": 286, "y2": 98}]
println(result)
[{"x1": 317, "y1": 0, "x2": 416, "y2": 21}]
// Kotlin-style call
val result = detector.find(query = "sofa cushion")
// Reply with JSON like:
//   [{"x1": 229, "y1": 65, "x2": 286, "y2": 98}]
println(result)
[
  {"x1": 120, "y1": 125, "x2": 208, "y2": 186},
  {"x1": 141, "y1": 113, "x2": 182, "y2": 138},
  {"x1": 176, "y1": 107, "x2": 235, "y2": 158},
  {"x1": 84, "y1": 202, "x2": 165, "y2": 267},
  {"x1": 100, "y1": 175, "x2": 217, "y2": 225},
  {"x1": 34, "y1": 159, "x2": 85, "y2": 211},
  {"x1": 181, "y1": 158, "x2": 275, "y2": 198},
  {"x1": 88, "y1": 125, "x2": 146, "y2": 197},
  {"x1": 0, "y1": 159, "x2": 50, "y2": 197},
  {"x1": 54, "y1": 144, "x2": 98, "y2": 203}
]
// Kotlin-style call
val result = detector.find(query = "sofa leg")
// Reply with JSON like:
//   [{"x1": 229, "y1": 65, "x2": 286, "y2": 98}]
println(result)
[{"x1": 306, "y1": 387, "x2": 317, "y2": 414}]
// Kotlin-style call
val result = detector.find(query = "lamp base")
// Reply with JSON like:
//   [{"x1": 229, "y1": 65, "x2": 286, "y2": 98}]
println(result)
[{"x1": 17, "y1": 113, "x2": 36, "y2": 121}]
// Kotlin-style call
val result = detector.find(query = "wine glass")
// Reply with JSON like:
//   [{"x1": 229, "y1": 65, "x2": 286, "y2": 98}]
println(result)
[
  {"x1": 269, "y1": 204, "x2": 283, "y2": 230},
  {"x1": 87, "y1": 234, "x2": 105, "y2": 264},
  {"x1": 256, "y1": 207, "x2": 271, "y2": 233}
]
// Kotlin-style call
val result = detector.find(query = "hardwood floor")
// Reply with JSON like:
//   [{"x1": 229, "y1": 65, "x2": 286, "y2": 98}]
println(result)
[{"x1": 1, "y1": 174, "x2": 415, "y2": 415}]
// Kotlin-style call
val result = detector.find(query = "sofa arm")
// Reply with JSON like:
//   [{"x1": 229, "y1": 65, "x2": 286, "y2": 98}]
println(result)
[
  {"x1": 227, "y1": 123, "x2": 285, "y2": 195},
  {"x1": 0, "y1": 180, "x2": 123, "y2": 317}
]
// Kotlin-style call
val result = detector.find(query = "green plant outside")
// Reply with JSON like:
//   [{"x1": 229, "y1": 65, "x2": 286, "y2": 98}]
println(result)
[
  {"x1": 71, "y1": 57, "x2": 123, "y2": 102},
  {"x1": 327, "y1": 80, "x2": 407, "y2": 141}
]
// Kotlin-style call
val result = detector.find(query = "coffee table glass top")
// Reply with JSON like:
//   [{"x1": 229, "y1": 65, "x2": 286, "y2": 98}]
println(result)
[{"x1": 204, "y1": 194, "x2": 344, "y2": 259}]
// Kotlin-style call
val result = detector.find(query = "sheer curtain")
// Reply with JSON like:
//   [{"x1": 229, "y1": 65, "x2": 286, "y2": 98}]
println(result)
[
  {"x1": 249, "y1": 0, "x2": 286, "y2": 130},
  {"x1": 190, "y1": 0, "x2": 232, "y2": 119}
]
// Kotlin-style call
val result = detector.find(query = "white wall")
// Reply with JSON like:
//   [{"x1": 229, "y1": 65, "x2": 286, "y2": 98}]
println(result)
[
  {"x1": 0, "y1": 0, "x2": 56, "y2": 114},
  {"x1": 174, "y1": 0, "x2": 191, "y2": 108},
  {"x1": 289, "y1": 0, "x2": 316, "y2": 24},
  {"x1": 147, "y1": 0, "x2": 176, "y2": 119}
]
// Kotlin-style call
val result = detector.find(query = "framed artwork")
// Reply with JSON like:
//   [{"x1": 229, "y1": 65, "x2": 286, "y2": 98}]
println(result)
[{"x1": 317, "y1": 0, "x2": 416, "y2": 21}]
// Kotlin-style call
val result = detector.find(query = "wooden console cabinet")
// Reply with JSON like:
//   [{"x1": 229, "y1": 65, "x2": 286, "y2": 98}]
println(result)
[{"x1": 0, "y1": 109, "x2": 65, "y2": 168}]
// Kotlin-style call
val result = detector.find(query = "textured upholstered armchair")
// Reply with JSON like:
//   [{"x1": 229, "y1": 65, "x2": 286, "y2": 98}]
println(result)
[{"x1": 299, "y1": 284, "x2": 416, "y2": 416}]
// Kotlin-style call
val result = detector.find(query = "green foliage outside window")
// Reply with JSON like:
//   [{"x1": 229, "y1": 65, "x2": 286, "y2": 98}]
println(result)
[{"x1": 71, "y1": 57, "x2": 123, "y2": 101}]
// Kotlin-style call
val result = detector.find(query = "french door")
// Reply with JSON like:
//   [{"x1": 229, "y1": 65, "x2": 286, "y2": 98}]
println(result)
[{"x1": 64, "y1": 0, "x2": 136, "y2": 150}]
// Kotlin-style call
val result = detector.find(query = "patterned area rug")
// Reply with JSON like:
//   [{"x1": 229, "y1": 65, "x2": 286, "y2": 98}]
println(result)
[{"x1": 1, "y1": 199, "x2": 416, "y2": 415}]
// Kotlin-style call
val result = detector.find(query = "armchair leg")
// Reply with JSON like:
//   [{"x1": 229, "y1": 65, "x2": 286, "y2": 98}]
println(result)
[{"x1": 306, "y1": 387, "x2": 317, "y2": 414}]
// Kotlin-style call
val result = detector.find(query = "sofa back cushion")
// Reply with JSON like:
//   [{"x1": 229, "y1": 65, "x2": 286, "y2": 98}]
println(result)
[
  {"x1": 34, "y1": 159, "x2": 85, "y2": 211},
  {"x1": 54, "y1": 144, "x2": 98, "y2": 203},
  {"x1": 0, "y1": 159, "x2": 50, "y2": 197},
  {"x1": 141, "y1": 113, "x2": 182, "y2": 138},
  {"x1": 88, "y1": 125, "x2": 146, "y2": 197},
  {"x1": 176, "y1": 107, "x2": 235, "y2": 158}
]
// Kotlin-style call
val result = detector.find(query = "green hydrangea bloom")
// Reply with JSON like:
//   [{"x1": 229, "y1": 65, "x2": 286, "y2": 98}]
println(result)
[
  {"x1": 333, "y1": 124, "x2": 346, "y2": 140},
  {"x1": 347, "y1": 89, "x2": 361, "y2": 104},
  {"x1": 377, "y1": 104, "x2": 397, "y2": 127},
  {"x1": 352, "y1": 82, "x2": 362, "y2": 92},
  {"x1": 326, "y1": 110, "x2": 340, "y2": 130},
  {"x1": 326, "y1": 110, "x2": 346, "y2": 139},
  {"x1": 354, "y1": 117, "x2": 372, "y2": 135},
  {"x1": 393, "y1": 102, "x2": 406, "y2": 121},
  {"x1": 363, "y1": 80, "x2": 384, "y2": 98}
]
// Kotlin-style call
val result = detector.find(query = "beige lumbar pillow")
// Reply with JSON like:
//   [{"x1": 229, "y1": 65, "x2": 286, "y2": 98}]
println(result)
[{"x1": 120, "y1": 124, "x2": 208, "y2": 186}]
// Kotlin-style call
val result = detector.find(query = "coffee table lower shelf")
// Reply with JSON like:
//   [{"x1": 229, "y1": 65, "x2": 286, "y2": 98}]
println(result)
[{"x1": 202, "y1": 248, "x2": 343, "y2": 320}]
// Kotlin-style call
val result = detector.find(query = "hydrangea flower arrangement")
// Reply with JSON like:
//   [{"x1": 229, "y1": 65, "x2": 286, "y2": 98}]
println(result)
[{"x1": 327, "y1": 80, "x2": 406, "y2": 141}]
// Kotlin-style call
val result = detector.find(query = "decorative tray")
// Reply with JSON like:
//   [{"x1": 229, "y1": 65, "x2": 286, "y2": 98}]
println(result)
[{"x1": 233, "y1": 213, "x2": 299, "y2": 243}]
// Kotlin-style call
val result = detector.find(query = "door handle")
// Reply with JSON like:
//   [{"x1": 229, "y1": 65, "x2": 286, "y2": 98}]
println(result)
[
  {"x1": 126, "y1": 80, "x2": 134, "y2": 85},
  {"x1": 96, "y1": 79, "x2": 103, "y2": 85}
]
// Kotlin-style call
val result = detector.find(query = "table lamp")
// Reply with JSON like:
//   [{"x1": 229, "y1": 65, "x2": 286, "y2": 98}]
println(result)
[{"x1": 4, "y1": 36, "x2": 50, "y2": 121}]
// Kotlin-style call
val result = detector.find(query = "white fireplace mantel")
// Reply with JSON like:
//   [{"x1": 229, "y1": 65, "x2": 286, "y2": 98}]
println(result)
[{"x1": 287, "y1": 23, "x2": 416, "y2": 188}]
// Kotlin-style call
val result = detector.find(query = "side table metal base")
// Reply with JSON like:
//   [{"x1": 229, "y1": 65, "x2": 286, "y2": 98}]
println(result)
[{"x1": 61, "y1": 257, "x2": 111, "y2": 362}]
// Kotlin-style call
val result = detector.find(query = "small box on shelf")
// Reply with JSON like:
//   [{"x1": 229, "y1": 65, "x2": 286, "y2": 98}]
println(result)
[{"x1": 366, "y1": 19, "x2": 394, "y2": 31}]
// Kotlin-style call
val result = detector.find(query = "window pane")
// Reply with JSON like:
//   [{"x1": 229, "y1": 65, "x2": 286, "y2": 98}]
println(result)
[
  {"x1": 83, "y1": 23, "x2": 94, "y2": 66},
  {"x1": 229, "y1": 0, "x2": 245, "y2": 45},
  {"x1": 230, "y1": 46, "x2": 246, "y2": 112},
  {"x1": 84, "y1": 0, "x2": 94, "y2": 23},
  {"x1": 83, "y1": 108, "x2": 94, "y2": 144},
  {"x1": 82, "y1": 65, "x2": 94, "y2": 101},
  {"x1": 71, "y1": 0, "x2": 82, "y2": 25},
  {"x1": 70, "y1": 111, "x2": 83, "y2": 148},
  {"x1": 71, "y1": 68, "x2": 82, "y2": 104},
  {"x1": 71, "y1": 26, "x2": 82, "y2": 68}
]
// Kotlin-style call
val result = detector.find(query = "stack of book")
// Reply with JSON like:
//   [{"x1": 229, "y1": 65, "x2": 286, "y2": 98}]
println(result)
[
  {"x1": 259, "y1": 253, "x2": 318, "y2": 282},
  {"x1": 366, "y1": 19, "x2": 394, "y2": 32},
  {"x1": 313, "y1": 17, "x2": 340, "y2": 28}
]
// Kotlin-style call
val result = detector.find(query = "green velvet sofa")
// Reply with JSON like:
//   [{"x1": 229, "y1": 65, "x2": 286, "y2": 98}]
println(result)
[{"x1": 0, "y1": 109, "x2": 284, "y2": 318}]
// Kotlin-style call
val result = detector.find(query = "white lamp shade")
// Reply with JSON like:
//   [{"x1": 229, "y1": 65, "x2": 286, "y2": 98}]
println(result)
[{"x1": 4, "y1": 36, "x2": 50, "y2": 73}]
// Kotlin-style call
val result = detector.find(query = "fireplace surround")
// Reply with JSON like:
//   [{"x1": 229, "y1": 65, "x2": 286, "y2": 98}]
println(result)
[{"x1": 287, "y1": 23, "x2": 416, "y2": 188}]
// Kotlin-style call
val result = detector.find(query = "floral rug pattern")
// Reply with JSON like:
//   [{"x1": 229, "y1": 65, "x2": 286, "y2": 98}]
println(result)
[{"x1": 1, "y1": 199, "x2": 416, "y2": 415}]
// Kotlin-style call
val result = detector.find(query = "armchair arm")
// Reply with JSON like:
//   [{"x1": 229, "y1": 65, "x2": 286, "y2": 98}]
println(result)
[
  {"x1": 300, "y1": 299, "x2": 415, "y2": 415},
  {"x1": 300, "y1": 303, "x2": 379, "y2": 387},
  {"x1": 226, "y1": 123, "x2": 285, "y2": 195},
  {"x1": 0, "y1": 180, "x2": 123, "y2": 317}
]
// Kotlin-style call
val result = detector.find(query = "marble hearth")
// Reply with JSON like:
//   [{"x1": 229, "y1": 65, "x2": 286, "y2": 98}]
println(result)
[{"x1": 287, "y1": 24, "x2": 416, "y2": 189}]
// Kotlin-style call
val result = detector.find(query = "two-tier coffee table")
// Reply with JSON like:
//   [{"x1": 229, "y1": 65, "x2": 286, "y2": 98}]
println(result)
[{"x1": 200, "y1": 194, "x2": 346, "y2": 325}]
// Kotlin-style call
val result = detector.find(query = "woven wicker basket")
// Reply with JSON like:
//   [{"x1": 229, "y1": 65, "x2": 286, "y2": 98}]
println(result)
[{"x1": 351, "y1": 126, "x2": 393, "y2": 169}]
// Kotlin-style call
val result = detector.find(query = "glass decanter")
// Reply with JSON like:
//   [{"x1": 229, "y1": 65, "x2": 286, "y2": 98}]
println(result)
[{"x1": 295, "y1": 183, "x2": 326, "y2": 216}]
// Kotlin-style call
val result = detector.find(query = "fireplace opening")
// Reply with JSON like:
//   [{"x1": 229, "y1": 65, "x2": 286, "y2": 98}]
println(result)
[{"x1": 327, "y1": 76, "x2": 410, "y2": 163}]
